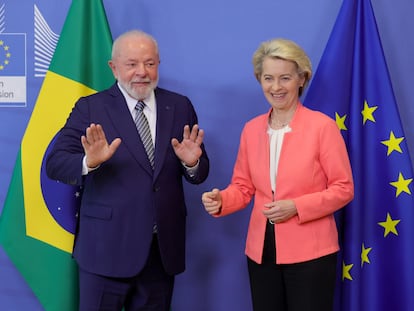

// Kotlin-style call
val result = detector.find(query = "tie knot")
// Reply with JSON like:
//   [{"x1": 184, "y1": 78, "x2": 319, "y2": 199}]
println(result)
[{"x1": 135, "y1": 101, "x2": 145, "y2": 112}]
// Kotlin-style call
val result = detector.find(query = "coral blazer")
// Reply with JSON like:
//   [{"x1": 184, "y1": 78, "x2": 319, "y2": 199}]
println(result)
[{"x1": 217, "y1": 102, "x2": 354, "y2": 264}]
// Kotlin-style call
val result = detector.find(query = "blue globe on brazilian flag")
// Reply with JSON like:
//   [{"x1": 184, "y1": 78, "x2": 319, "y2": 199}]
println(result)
[{"x1": 0, "y1": 1, "x2": 114, "y2": 310}]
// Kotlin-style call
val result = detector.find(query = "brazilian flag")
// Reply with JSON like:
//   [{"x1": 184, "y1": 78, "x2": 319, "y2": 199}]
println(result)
[{"x1": 0, "y1": 0, "x2": 114, "y2": 310}]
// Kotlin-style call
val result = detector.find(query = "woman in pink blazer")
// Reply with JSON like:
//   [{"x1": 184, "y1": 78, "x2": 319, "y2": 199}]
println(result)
[{"x1": 202, "y1": 38, "x2": 354, "y2": 311}]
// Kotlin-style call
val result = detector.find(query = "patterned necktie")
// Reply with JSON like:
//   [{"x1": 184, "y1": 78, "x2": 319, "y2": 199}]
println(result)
[{"x1": 135, "y1": 101, "x2": 155, "y2": 169}]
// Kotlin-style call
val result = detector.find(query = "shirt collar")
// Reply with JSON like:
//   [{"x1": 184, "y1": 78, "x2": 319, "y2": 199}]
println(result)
[{"x1": 117, "y1": 82, "x2": 156, "y2": 114}]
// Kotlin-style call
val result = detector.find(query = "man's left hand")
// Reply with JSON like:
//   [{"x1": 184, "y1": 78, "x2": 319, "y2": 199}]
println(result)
[{"x1": 171, "y1": 124, "x2": 204, "y2": 166}]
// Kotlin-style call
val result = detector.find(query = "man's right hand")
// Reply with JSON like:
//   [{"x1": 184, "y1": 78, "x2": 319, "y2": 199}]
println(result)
[{"x1": 81, "y1": 123, "x2": 122, "y2": 168}]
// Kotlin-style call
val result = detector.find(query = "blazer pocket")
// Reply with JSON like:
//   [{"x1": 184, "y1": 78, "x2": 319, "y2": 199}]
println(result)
[{"x1": 82, "y1": 205, "x2": 112, "y2": 220}]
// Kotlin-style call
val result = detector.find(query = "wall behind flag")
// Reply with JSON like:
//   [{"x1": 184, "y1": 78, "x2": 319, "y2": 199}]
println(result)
[{"x1": 0, "y1": 0, "x2": 413, "y2": 310}]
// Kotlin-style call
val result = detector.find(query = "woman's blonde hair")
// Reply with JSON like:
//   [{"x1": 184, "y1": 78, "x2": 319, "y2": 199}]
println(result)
[{"x1": 252, "y1": 38, "x2": 312, "y2": 96}]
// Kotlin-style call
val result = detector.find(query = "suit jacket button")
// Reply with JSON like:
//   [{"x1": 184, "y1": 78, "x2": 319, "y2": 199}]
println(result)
[{"x1": 153, "y1": 186, "x2": 160, "y2": 192}]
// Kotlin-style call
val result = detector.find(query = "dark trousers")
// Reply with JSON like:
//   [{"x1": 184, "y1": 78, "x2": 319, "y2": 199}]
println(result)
[
  {"x1": 78, "y1": 236, "x2": 174, "y2": 311},
  {"x1": 247, "y1": 222, "x2": 337, "y2": 311}
]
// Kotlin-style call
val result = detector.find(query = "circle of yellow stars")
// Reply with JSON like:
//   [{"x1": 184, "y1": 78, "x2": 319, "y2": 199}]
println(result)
[
  {"x1": 335, "y1": 99, "x2": 413, "y2": 282},
  {"x1": 0, "y1": 39, "x2": 11, "y2": 70}
]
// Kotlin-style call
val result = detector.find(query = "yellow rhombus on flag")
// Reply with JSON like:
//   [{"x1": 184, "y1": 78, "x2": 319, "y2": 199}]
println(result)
[{"x1": 0, "y1": 0, "x2": 114, "y2": 310}]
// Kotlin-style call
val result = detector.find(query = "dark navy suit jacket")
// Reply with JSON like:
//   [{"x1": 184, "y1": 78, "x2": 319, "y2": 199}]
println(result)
[{"x1": 46, "y1": 83, "x2": 209, "y2": 278}]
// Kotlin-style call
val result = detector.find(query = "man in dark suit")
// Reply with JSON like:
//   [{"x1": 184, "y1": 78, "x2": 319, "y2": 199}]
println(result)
[{"x1": 46, "y1": 29, "x2": 209, "y2": 311}]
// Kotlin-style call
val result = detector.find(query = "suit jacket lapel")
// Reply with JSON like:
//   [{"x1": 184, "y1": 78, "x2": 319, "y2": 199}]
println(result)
[
  {"x1": 104, "y1": 84, "x2": 154, "y2": 175},
  {"x1": 154, "y1": 89, "x2": 175, "y2": 179}
]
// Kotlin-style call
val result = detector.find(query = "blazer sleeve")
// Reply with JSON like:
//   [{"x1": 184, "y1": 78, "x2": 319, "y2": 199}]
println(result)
[
  {"x1": 181, "y1": 98, "x2": 209, "y2": 185},
  {"x1": 46, "y1": 96, "x2": 90, "y2": 186},
  {"x1": 217, "y1": 124, "x2": 256, "y2": 216},
  {"x1": 293, "y1": 118, "x2": 354, "y2": 223}
]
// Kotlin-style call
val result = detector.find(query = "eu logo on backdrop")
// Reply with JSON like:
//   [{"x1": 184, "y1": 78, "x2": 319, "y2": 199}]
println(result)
[{"x1": 0, "y1": 33, "x2": 27, "y2": 107}]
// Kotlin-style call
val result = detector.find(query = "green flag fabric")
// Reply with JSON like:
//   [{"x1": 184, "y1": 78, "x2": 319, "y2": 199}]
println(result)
[{"x1": 0, "y1": 0, "x2": 114, "y2": 310}]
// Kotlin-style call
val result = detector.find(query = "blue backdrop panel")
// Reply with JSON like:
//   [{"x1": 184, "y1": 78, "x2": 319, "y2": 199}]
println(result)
[{"x1": 0, "y1": 0, "x2": 413, "y2": 310}]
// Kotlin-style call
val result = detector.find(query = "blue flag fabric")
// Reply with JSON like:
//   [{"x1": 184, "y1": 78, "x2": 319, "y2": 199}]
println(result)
[{"x1": 304, "y1": 0, "x2": 414, "y2": 310}]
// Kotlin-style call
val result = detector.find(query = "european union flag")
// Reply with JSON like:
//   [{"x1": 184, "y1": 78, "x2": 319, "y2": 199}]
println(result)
[
  {"x1": 0, "y1": 33, "x2": 26, "y2": 76},
  {"x1": 304, "y1": 0, "x2": 414, "y2": 310}
]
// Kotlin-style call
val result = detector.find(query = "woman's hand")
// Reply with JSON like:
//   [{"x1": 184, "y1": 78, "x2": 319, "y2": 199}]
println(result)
[
  {"x1": 202, "y1": 188, "x2": 222, "y2": 215},
  {"x1": 263, "y1": 199, "x2": 297, "y2": 223}
]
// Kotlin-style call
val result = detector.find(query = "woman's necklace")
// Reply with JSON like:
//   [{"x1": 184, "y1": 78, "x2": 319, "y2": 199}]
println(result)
[
  {"x1": 269, "y1": 104, "x2": 297, "y2": 129},
  {"x1": 269, "y1": 113, "x2": 290, "y2": 129},
  {"x1": 270, "y1": 119, "x2": 288, "y2": 128}
]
